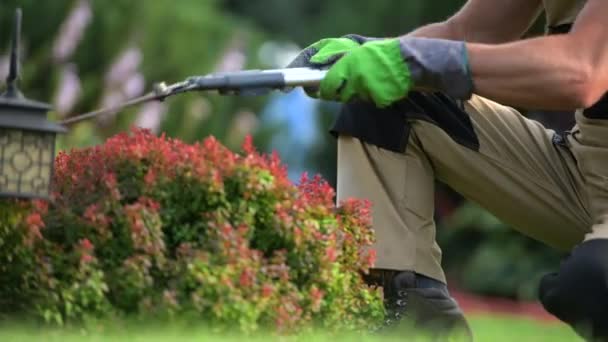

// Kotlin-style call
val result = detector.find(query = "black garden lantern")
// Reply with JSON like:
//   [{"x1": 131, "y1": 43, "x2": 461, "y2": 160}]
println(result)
[{"x1": 0, "y1": 9, "x2": 66, "y2": 199}]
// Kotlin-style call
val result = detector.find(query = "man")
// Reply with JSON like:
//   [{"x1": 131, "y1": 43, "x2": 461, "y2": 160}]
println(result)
[{"x1": 288, "y1": 0, "x2": 608, "y2": 340}]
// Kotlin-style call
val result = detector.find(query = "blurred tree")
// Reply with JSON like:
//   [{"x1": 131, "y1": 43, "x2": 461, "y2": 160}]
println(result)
[
  {"x1": 0, "y1": 0, "x2": 268, "y2": 151},
  {"x1": 222, "y1": 0, "x2": 464, "y2": 45},
  {"x1": 438, "y1": 202, "x2": 564, "y2": 300}
]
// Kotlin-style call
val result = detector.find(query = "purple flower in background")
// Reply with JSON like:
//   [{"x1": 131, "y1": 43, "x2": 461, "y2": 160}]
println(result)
[
  {"x1": 98, "y1": 46, "x2": 145, "y2": 124},
  {"x1": 97, "y1": 90, "x2": 124, "y2": 125},
  {"x1": 54, "y1": 63, "x2": 82, "y2": 116},
  {"x1": 134, "y1": 102, "x2": 166, "y2": 133},
  {"x1": 216, "y1": 50, "x2": 246, "y2": 73},
  {"x1": 105, "y1": 47, "x2": 142, "y2": 85},
  {"x1": 123, "y1": 73, "x2": 145, "y2": 99},
  {"x1": 53, "y1": 0, "x2": 92, "y2": 63},
  {"x1": 215, "y1": 34, "x2": 248, "y2": 72}
]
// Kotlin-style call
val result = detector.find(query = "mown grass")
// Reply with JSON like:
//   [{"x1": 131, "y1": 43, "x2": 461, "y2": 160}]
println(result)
[
  {"x1": 469, "y1": 315, "x2": 580, "y2": 342},
  {"x1": 0, "y1": 315, "x2": 580, "y2": 342}
]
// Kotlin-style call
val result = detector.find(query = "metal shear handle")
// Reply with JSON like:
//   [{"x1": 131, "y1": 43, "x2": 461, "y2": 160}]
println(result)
[
  {"x1": 184, "y1": 67, "x2": 327, "y2": 94},
  {"x1": 61, "y1": 67, "x2": 327, "y2": 126}
]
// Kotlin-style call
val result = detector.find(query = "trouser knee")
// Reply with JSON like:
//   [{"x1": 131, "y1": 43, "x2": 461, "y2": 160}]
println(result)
[{"x1": 539, "y1": 239, "x2": 608, "y2": 341}]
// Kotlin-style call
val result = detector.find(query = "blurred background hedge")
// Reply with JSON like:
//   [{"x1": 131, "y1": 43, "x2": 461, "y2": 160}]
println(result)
[{"x1": 0, "y1": 0, "x2": 569, "y2": 301}]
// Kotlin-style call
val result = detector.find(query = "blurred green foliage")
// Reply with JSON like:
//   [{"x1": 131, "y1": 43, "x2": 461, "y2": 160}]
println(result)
[
  {"x1": 222, "y1": 0, "x2": 547, "y2": 45},
  {"x1": 222, "y1": 0, "x2": 464, "y2": 44},
  {"x1": 1, "y1": 0, "x2": 268, "y2": 150},
  {"x1": 438, "y1": 202, "x2": 564, "y2": 300}
]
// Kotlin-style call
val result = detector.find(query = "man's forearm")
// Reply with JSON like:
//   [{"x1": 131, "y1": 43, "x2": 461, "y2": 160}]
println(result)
[
  {"x1": 467, "y1": 35, "x2": 603, "y2": 110},
  {"x1": 334, "y1": 6, "x2": 604, "y2": 110},
  {"x1": 406, "y1": 21, "x2": 462, "y2": 41},
  {"x1": 401, "y1": 23, "x2": 601, "y2": 110},
  {"x1": 407, "y1": 0, "x2": 608, "y2": 111},
  {"x1": 403, "y1": 23, "x2": 589, "y2": 110}
]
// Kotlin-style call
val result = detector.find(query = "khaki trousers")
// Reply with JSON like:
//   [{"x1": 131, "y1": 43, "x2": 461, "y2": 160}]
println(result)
[{"x1": 337, "y1": 94, "x2": 608, "y2": 283}]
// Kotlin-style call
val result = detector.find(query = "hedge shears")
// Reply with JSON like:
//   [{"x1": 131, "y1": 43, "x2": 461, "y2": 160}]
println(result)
[{"x1": 60, "y1": 67, "x2": 327, "y2": 126}]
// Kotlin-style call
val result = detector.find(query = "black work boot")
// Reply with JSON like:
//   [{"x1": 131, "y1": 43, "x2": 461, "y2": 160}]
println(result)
[{"x1": 365, "y1": 269, "x2": 473, "y2": 341}]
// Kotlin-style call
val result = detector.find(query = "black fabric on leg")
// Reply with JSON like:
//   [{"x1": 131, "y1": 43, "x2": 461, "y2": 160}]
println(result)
[
  {"x1": 539, "y1": 239, "x2": 608, "y2": 341},
  {"x1": 330, "y1": 92, "x2": 479, "y2": 153},
  {"x1": 330, "y1": 100, "x2": 411, "y2": 153}
]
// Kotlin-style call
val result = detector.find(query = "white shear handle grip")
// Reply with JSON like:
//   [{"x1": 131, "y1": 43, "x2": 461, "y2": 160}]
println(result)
[
  {"x1": 186, "y1": 67, "x2": 328, "y2": 91},
  {"x1": 278, "y1": 67, "x2": 328, "y2": 87}
]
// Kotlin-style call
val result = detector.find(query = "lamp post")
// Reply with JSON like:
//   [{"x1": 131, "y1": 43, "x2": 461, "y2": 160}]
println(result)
[{"x1": 0, "y1": 9, "x2": 66, "y2": 199}]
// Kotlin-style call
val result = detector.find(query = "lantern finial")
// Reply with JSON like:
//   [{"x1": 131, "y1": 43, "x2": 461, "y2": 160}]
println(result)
[{"x1": 4, "y1": 8, "x2": 23, "y2": 99}]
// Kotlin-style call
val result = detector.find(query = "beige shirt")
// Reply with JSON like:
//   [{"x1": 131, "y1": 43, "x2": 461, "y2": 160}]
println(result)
[{"x1": 543, "y1": 0, "x2": 586, "y2": 28}]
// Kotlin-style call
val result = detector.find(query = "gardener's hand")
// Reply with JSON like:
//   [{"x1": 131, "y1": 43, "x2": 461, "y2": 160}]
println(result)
[
  {"x1": 286, "y1": 35, "x2": 373, "y2": 69},
  {"x1": 286, "y1": 35, "x2": 376, "y2": 95},
  {"x1": 318, "y1": 37, "x2": 474, "y2": 108},
  {"x1": 318, "y1": 39, "x2": 411, "y2": 108}
]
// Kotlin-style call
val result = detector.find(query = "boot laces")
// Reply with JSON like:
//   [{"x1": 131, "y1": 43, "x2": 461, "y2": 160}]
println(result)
[{"x1": 383, "y1": 290, "x2": 408, "y2": 327}]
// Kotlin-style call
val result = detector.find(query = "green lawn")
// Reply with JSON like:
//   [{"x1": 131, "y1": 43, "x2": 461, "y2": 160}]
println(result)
[
  {"x1": 469, "y1": 315, "x2": 580, "y2": 342},
  {"x1": 0, "y1": 315, "x2": 580, "y2": 342}
]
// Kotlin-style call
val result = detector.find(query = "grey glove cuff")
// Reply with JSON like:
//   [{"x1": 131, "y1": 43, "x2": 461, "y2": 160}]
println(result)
[{"x1": 398, "y1": 37, "x2": 474, "y2": 100}]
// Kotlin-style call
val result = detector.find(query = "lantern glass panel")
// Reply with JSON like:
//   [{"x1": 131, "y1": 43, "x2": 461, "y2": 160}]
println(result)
[{"x1": 0, "y1": 128, "x2": 55, "y2": 198}]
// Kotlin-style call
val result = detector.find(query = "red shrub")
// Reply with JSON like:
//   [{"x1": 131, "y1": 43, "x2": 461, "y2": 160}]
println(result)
[{"x1": 0, "y1": 128, "x2": 383, "y2": 333}]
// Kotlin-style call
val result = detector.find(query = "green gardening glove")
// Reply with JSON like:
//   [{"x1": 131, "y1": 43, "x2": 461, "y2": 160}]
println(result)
[
  {"x1": 286, "y1": 35, "x2": 375, "y2": 69},
  {"x1": 285, "y1": 35, "x2": 376, "y2": 95},
  {"x1": 301, "y1": 38, "x2": 359, "y2": 66},
  {"x1": 318, "y1": 37, "x2": 474, "y2": 107},
  {"x1": 318, "y1": 39, "x2": 411, "y2": 107}
]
